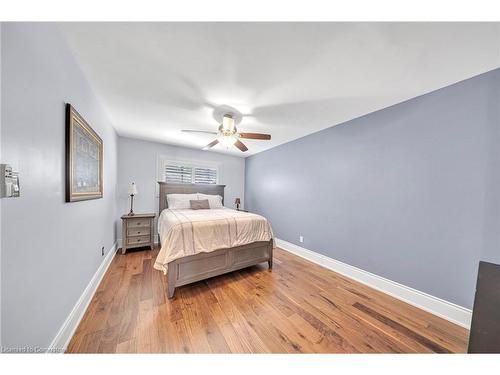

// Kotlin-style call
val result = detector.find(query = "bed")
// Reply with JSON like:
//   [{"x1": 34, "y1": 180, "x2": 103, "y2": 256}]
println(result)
[{"x1": 154, "y1": 182, "x2": 274, "y2": 298}]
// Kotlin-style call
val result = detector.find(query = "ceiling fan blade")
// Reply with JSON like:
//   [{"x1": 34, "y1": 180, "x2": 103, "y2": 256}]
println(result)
[
  {"x1": 234, "y1": 139, "x2": 248, "y2": 152},
  {"x1": 202, "y1": 139, "x2": 219, "y2": 150},
  {"x1": 182, "y1": 130, "x2": 218, "y2": 135},
  {"x1": 238, "y1": 132, "x2": 271, "y2": 140}
]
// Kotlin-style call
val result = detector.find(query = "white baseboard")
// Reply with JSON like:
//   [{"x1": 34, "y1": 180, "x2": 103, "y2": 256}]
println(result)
[
  {"x1": 48, "y1": 241, "x2": 118, "y2": 353},
  {"x1": 275, "y1": 238, "x2": 472, "y2": 329}
]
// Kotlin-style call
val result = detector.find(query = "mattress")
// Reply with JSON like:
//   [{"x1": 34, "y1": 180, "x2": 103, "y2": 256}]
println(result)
[{"x1": 154, "y1": 207, "x2": 274, "y2": 273}]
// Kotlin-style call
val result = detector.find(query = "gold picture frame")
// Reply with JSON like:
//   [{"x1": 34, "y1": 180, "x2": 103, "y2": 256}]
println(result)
[{"x1": 65, "y1": 103, "x2": 103, "y2": 202}]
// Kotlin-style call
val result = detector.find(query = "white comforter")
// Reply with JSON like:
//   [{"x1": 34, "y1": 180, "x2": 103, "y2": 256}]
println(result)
[{"x1": 154, "y1": 208, "x2": 274, "y2": 273}]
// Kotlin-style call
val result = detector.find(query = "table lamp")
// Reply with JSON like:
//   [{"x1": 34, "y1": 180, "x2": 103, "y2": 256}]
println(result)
[{"x1": 128, "y1": 182, "x2": 138, "y2": 215}]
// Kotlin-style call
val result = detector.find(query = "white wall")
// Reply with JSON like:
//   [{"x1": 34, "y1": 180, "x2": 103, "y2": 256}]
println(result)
[
  {"x1": 117, "y1": 136, "x2": 245, "y2": 240},
  {"x1": 1, "y1": 24, "x2": 245, "y2": 348},
  {"x1": 1, "y1": 23, "x2": 118, "y2": 349}
]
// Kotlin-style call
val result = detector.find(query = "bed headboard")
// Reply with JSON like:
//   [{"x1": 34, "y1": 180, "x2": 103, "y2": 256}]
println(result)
[{"x1": 158, "y1": 182, "x2": 226, "y2": 213}]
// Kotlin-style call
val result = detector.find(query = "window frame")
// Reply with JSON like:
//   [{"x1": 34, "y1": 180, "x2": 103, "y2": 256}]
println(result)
[{"x1": 156, "y1": 155, "x2": 221, "y2": 194}]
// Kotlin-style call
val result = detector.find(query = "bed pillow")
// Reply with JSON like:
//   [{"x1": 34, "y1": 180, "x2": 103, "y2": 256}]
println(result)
[
  {"x1": 197, "y1": 193, "x2": 224, "y2": 209},
  {"x1": 190, "y1": 199, "x2": 210, "y2": 210},
  {"x1": 166, "y1": 193, "x2": 199, "y2": 209}
]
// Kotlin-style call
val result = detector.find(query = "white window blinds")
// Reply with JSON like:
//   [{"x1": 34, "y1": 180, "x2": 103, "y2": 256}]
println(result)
[
  {"x1": 164, "y1": 164, "x2": 193, "y2": 184},
  {"x1": 194, "y1": 167, "x2": 217, "y2": 184},
  {"x1": 163, "y1": 162, "x2": 218, "y2": 185}
]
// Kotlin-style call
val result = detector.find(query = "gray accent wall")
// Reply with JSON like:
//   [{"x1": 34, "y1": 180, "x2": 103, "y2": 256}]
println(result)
[
  {"x1": 245, "y1": 68, "x2": 500, "y2": 309},
  {"x1": 1, "y1": 23, "x2": 118, "y2": 348},
  {"x1": 117, "y1": 136, "x2": 245, "y2": 240}
]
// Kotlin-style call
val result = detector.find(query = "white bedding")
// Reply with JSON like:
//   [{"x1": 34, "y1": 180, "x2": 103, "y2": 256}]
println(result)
[{"x1": 154, "y1": 207, "x2": 274, "y2": 274}]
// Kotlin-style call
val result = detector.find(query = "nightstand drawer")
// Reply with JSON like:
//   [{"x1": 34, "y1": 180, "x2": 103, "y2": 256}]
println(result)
[
  {"x1": 126, "y1": 235, "x2": 150, "y2": 246},
  {"x1": 127, "y1": 228, "x2": 151, "y2": 237},
  {"x1": 126, "y1": 218, "x2": 150, "y2": 228}
]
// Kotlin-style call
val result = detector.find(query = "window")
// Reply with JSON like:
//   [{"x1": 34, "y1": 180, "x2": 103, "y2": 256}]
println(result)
[
  {"x1": 164, "y1": 164, "x2": 193, "y2": 184},
  {"x1": 159, "y1": 158, "x2": 219, "y2": 185},
  {"x1": 194, "y1": 167, "x2": 217, "y2": 184}
]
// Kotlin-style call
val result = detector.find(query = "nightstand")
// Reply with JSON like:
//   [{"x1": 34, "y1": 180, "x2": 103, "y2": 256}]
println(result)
[{"x1": 121, "y1": 213, "x2": 155, "y2": 254}]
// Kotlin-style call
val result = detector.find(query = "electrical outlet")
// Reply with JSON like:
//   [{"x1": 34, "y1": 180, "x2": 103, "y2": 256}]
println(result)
[
  {"x1": 101, "y1": 246, "x2": 105, "y2": 256},
  {"x1": 299, "y1": 235, "x2": 304, "y2": 243}
]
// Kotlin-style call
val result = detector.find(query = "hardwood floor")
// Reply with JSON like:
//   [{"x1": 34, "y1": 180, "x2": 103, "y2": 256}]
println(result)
[{"x1": 67, "y1": 246, "x2": 469, "y2": 353}]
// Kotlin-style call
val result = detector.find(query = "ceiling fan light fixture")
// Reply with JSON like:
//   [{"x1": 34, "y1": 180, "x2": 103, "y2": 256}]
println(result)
[
  {"x1": 182, "y1": 105, "x2": 271, "y2": 153},
  {"x1": 222, "y1": 114, "x2": 235, "y2": 132},
  {"x1": 217, "y1": 134, "x2": 237, "y2": 148}
]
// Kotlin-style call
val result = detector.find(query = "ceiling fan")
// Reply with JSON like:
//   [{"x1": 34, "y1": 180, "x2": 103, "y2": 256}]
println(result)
[{"x1": 181, "y1": 106, "x2": 271, "y2": 152}]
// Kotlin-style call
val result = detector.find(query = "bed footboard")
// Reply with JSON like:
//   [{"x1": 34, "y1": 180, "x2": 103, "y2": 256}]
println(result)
[{"x1": 166, "y1": 239, "x2": 273, "y2": 298}]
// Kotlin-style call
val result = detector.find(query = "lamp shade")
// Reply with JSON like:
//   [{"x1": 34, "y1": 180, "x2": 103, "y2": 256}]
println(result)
[
  {"x1": 128, "y1": 182, "x2": 138, "y2": 195},
  {"x1": 235, "y1": 198, "x2": 241, "y2": 205},
  {"x1": 222, "y1": 115, "x2": 235, "y2": 131}
]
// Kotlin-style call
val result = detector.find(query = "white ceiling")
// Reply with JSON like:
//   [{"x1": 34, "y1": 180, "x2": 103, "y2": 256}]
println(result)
[{"x1": 59, "y1": 22, "x2": 500, "y2": 157}]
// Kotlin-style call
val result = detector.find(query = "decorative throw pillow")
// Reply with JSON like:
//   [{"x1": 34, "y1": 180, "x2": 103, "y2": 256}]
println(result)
[{"x1": 190, "y1": 199, "x2": 210, "y2": 210}]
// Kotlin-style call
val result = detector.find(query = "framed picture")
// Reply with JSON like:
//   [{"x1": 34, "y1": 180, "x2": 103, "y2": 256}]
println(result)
[{"x1": 65, "y1": 103, "x2": 103, "y2": 202}]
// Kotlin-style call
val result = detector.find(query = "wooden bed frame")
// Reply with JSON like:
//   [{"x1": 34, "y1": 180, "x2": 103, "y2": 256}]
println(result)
[{"x1": 158, "y1": 182, "x2": 273, "y2": 298}]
